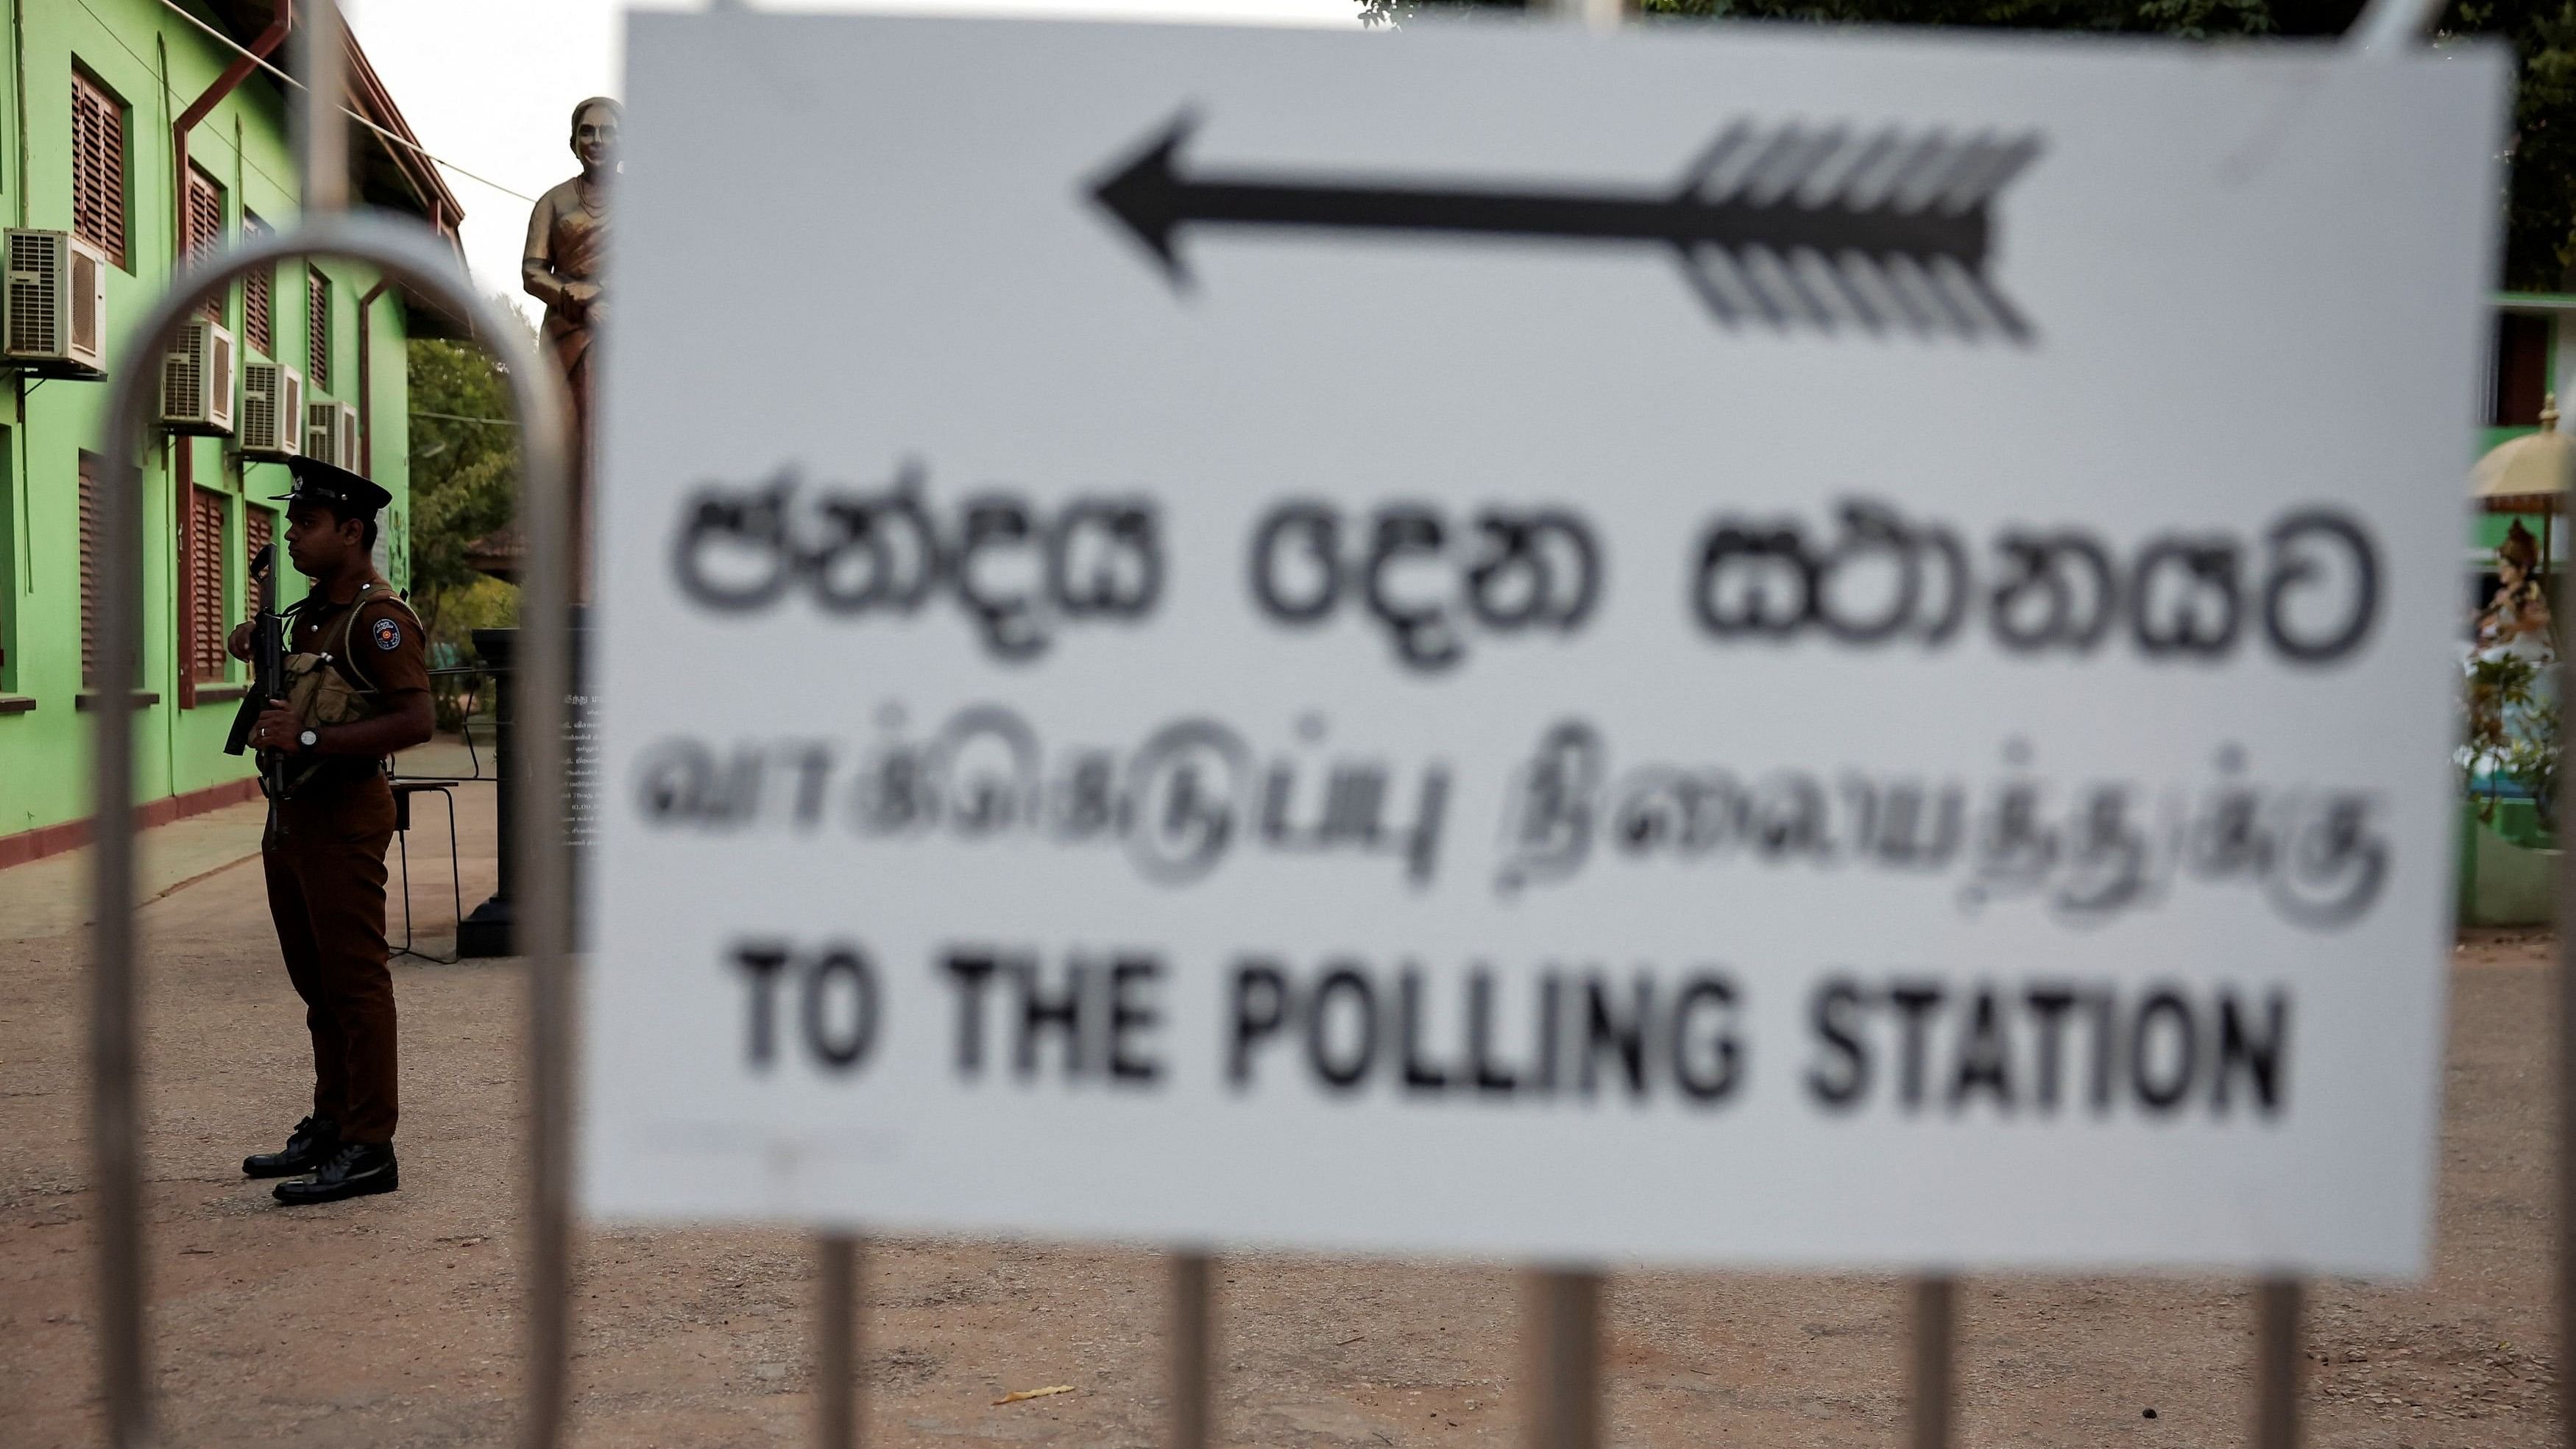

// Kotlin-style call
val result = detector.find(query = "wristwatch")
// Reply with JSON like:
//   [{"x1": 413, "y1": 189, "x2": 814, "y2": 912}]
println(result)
[{"x1": 298, "y1": 729, "x2": 319, "y2": 752}]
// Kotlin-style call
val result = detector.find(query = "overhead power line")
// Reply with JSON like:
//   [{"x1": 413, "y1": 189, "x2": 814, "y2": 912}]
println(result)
[{"x1": 154, "y1": 0, "x2": 541, "y2": 205}]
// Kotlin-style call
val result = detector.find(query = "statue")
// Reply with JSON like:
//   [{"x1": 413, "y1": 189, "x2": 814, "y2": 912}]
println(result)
[{"x1": 523, "y1": 96, "x2": 619, "y2": 600}]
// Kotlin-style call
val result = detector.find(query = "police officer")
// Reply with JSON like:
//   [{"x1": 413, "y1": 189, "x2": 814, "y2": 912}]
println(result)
[{"x1": 228, "y1": 457, "x2": 434, "y2": 1204}]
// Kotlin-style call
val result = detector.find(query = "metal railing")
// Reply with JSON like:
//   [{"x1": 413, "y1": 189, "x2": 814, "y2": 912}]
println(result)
[{"x1": 79, "y1": 2, "x2": 2505, "y2": 1449}]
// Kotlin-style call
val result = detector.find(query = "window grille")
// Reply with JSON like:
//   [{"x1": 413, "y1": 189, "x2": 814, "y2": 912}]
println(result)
[
  {"x1": 246, "y1": 504, "x2": 274, "y2": 606},
  {"x1": 243, "y1": 213, "x2": 272, "y2": 354},
  {"x1": 188, "y1": 166, "x2": 225, "y2": 322},
  {"x1": 78, "y1": 451, "x2": 101, "y2": 689},
  {"x1": 307, "y1": 266, "x2": 332, "y2": 392},
  {"x1": 70, "y1": 68, "x2": 125, "y2": 269},
  {"x1": 187, "y1": 487, "x2": 228, "y2": 683}
]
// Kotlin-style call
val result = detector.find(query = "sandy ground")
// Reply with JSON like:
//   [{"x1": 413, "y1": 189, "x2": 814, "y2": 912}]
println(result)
[{"x1": 0, "y1": 755, "x2": 2559, "y2": 1447}]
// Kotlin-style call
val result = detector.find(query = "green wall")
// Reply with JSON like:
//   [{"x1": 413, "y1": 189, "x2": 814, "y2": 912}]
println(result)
[{"x1": 0, "y1": 0, "x2": 418, "y2": 843}]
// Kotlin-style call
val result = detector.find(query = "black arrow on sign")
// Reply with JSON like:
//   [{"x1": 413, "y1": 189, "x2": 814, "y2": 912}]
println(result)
[{"x1": 1090, "y1": 113, "x2": 2042, "y2": 341}]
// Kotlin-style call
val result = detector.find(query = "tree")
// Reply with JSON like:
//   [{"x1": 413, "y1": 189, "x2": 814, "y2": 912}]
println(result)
[
  {"x1": 2466, "y1": 0, "x2": 2576, "y2": 290},
  {"x1": 405, "y1": 326, "x2": 521, "y2": 665},
  {"x1": 1357, "y1": 0, "x2": 2576, "y2": 291}
]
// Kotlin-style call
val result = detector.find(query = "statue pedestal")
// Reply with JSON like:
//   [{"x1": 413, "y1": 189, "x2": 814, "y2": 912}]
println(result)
[{"x1": 456, "y1": 612, "x2": 595, "y2": 958}]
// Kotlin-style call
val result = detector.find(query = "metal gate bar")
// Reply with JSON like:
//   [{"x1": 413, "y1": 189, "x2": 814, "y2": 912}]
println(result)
[
  {"x1": 817, "y1": 1233, "x2": 863, "y2": 1447},
  {"x1": 2257, "y1": 1278, "x2": 2301, "y2": 1449},
  {"x1": 87, "y1": 7, "x2": 574, "y2": 1447},
  {"x1": 2565, "y1": 805, "x2": 2576, "y2": 1449},
  {"x1": 89, "y1": 214, "x2": 573, "y2": 1443},
  {"x1": 1521, "y1": 1269, "x2": 1604, "y2": 1449},
  {"x1": 1170, "y1": 1251, "x2": 1217, "y2": 1449},
  {"x1": 1910, "y1": 1278, "x2": 1955, "y2": 1449},
  {"x1": 84, "y1": 2, "x2": 2482, "y2": 1449}
]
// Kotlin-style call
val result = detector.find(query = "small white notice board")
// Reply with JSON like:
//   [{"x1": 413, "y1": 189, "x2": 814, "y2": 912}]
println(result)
[{"x1": 587, "y1": 9, "x2": 2505, "y2": 1273}]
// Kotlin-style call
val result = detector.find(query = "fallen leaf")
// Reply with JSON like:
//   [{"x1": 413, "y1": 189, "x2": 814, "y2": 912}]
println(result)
[{"x1": 993, "y1": 1385, "x2": 1076, "y2": 1406}]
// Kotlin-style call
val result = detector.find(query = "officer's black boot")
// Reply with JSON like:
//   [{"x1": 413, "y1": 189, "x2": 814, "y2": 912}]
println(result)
[
  {"x1": 272, "y1": 1141, "x2": 399, "y2": 1205},
  {"x1": 242, "y1": 1116, "x2": 340, "y2": 1178}
]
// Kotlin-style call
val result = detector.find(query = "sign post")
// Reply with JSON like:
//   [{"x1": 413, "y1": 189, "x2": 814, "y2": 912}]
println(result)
[
  {"x1": 589, "y1": 7, "x2": 2506, "y2": 1441},
  {"x1": 1911, "y1": 1278, "x2": 1954, "y2": 1449},
  {"x1": 815, "y1": 1233, "x2": 860, "y2": 1448},
  {"x1": 1521, "y1": 5, "x2": 1618, "y2": 1442},
  {"x1": 1172, "y1": 1250, "x2": 1216, "y2": 1449},
  {"x1": 2259, "y1": 1278, "x2": 2301, "y2": 1449}
]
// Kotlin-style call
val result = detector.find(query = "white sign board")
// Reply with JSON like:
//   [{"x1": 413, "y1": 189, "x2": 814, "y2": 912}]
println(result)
[{"x1": 588, "y1": 10, "x2": 2504, "y2": 1273}]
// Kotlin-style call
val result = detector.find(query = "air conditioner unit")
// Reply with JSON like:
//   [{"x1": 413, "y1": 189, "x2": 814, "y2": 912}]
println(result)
[
  {"x1": 4, "y1": 229, "x2": 107, "y2": 375},
  {"x1": 239, "y1": 361, "x2": 304, "y2": 461},
  {"x1": 305, "y1": 399, "x2": 359, "y2": 472},
  {"x1": 161, "y1": 319, "x2": 236, "y2": 436}
]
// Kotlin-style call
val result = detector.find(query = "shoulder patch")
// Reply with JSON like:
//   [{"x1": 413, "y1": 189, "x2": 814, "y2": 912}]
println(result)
[{"x1": 371, "y1": 616, "x2": 403, "y2": 651}]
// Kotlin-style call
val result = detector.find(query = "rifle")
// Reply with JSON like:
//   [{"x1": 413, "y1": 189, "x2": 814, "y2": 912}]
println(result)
[{"x1": 222, "y1": 541, "x2": 287, "y2": 798}]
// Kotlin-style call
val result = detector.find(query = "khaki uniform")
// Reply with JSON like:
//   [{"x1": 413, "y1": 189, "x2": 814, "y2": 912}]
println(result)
[{"x1": 260, "y1": 573, "x2": 428, "y2": 1147}]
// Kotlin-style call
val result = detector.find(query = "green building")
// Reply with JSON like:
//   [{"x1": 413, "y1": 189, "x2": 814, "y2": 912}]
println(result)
[{"x1": 0, "y1": 0, "x2": 459, "y2": 863}]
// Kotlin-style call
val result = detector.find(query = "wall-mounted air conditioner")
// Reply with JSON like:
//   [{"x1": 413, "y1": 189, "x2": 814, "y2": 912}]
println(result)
[
  {"x1": 305, "y1": 399, "x2": 359, "y2": 472},
  {"x1": 4, "y1": 229, "x2": 107, "y2": 376},
  {"x1": 162, "y1": 319, "x2": 236, "y2": 435},
  {"x1": 240, "y1": 361, "x2": 304, "y2": 461}
]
